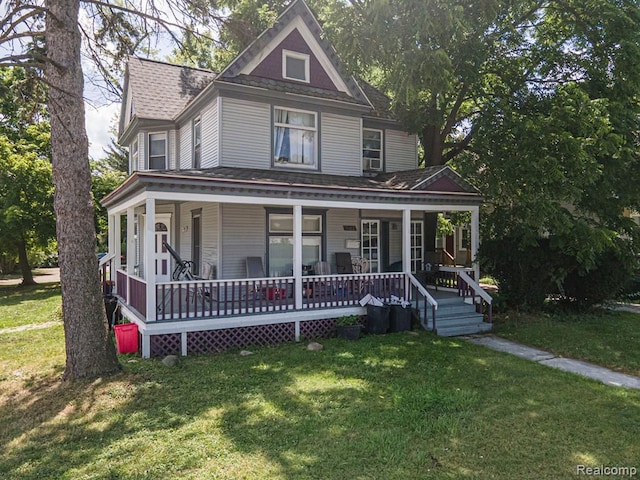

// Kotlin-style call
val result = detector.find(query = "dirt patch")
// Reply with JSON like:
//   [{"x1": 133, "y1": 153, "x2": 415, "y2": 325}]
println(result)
[{"x1": 0, "y1": 321, "x2": 60, "y2": 335}]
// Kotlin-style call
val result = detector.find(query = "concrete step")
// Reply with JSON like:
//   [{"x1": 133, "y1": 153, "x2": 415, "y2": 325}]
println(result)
[
  {"x1": 414, "y1": 294, "x2": 492, "y2": 336},
  {"x1": 435, "y1": 322, "x2": 493, "y2": 337}
]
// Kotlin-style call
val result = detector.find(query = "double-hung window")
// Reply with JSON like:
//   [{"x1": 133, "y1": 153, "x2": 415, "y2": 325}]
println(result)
[
  {"x1": 363, "y1": 128, "x2": 383, "y2": 172},
  {"x1": 273, "y1": 107, "x2": 317, "y2": 168},
  {"x1": 268, "y1": 213, "x2": 323, "y2": 277},
  {"x1": 130, "y1": 139, "x2": 138, "y2": 172},
  {"x1": 148, "y1": 133, "x2": 167, "y2": 170},
  {"x1": 193, "y1": 117, "x2": 201, "y2": 169}
]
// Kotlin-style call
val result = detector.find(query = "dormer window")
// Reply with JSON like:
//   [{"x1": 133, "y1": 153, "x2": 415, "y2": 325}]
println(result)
[{"x1": 282, "y1": 50, "x2": 309, "y2": 83}]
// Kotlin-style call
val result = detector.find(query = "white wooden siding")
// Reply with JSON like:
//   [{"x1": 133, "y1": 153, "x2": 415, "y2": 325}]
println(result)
[
  {"x1": 385, "y1": 130, "x2": 418, "y2": 172},
  {"x1": 168, "y1": 129, "x2": 177, "y2": 170},
  {"x1": 320, "y1": 113, "x2": 361, "y2": 176},
  {"x1": 201, "y1": 101, "x2": 219, "y2": 168},
  {"x1": 220, "y1": 97, "x2": 271, "y2": 169},
  {"x1": 388, "y1": 221, "x2": 402, "y2": 265},
  {"x1": 326, "y1": 209, "x2": 360, "y2": 271},
  {"x1": 221, "y1": 203, "x2": 266, "y2": 279},
  {"x1": 179, "y1": 122, "x2": 192, "y2": 169},
  {"x1": 137, "y1": 132, "x2": 146, "y2": 171}
]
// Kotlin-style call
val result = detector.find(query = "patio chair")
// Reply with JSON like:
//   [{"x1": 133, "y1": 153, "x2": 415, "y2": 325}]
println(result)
[
  {"x1": 159, "y1": 241, "x2": 211, "y2": 314},
  {"x1": 245, "y1": 257, "x2": 286, "y2": 300},
  {"x1": 335, "y1": 252, "x2": 354, "y2": 274}
]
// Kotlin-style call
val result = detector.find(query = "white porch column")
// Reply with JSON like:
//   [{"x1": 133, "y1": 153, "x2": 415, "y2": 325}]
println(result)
[
  {"x1": 113, "y1": 213, "x2": 122, "y2": 273},
  {"x1": 402, "y1": 208, "x2": 412, "y2": 273},
  {"x1": 126, "y1": 206, "x2": 135, "y2": 294},
  {"x1": 145, "y1": 198, "x2": 156, "y2": 322},
  {"x1": 293, "y1": 205, "x2": 303, "y2": 311},
  {"x1": 471, "y1": 206, "x2": 480, "y2": 280},
  {"x1": 402, "y1": 208, "x2": 412, "y2": 299}
]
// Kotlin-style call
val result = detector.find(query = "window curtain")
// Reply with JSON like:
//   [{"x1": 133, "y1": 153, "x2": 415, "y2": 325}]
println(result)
[
  {"x1": 274, "y1": 109, "x2": 289, "y2": 162},
  {"x1": 273, "y1": 109, "x2": 314, "y2": 165}
]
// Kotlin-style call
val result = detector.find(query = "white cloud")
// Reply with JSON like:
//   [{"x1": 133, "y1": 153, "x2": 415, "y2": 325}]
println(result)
[{"x1": 85, "y1": 102, "x2": 121, "y2": 160}]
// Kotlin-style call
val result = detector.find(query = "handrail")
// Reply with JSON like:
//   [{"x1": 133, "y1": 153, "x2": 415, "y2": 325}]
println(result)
[
  {"x1": 458, "y1": 270, "x2": 493, "y2": 323},
  {"x1": 458, "y1": 271, "x2": 492, "y2": 305},
  {"x1": 407, "y1": 273, "x2": 438, "y2": 309},
  {"x1": 99, "y1": 252, "x2": 115, "y2": 268},
  {"x1": 407, "y1": 272, "x2": 438, "y2": 333}
]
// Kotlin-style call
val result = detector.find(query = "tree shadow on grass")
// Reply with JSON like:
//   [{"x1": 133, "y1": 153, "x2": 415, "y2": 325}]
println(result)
[
  {"x1": 1, "y1": 333, "x2": 639, "y2": 479},
  {"x1": 0, "y1": 283, "x2": 60, "y2": 308}
]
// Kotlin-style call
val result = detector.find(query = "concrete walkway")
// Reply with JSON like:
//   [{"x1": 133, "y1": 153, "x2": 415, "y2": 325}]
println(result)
[{"x1": 464, "y1": 335, "x2": 640, "y2": 390}]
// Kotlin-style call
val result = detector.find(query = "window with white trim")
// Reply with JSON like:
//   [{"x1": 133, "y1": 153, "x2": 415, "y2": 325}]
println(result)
[
  {"x1": 148, "y1": 133, "x2": 167, "y2": 170},
  {"x1": 193, "y1": 117, "x2": 201, "y2": 169},
  {"x1": 363, "y1": 128, "x2": 383, "y2": 172},
  {"x1": 459, "y1": 226, "x2": 470, "y2": 251},
  {"x1": 411, "y1": 221, "x2": 424, "y2": 272},
  {"x1": 282, "y1": 50, "x2": 310, "y2": 83},
  {"x1": 130, "y1": 139, "x2": 138, "y2": 172},
  {"x1": 268, "y1": 213, "x2": 323, "y2": 277},
  {"x1": 273, "y1": 107, "x2": 317, "y2": 168}
]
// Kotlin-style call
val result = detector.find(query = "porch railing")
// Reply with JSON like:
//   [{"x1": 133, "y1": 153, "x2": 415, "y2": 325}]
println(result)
[
  {"x1": 302, "y1": 273, "x2": 405, "y2": 309},
  {"x1": 129, "y1": 276, "x2": 147, "y2": 317},
  {"x1": 156, "y1": 276, "x2": 295, "y2": 321},
  {"x1": 116, "y1": 269, "x2": 128, "y2": 302},
  {"x1": 438, "y1": 266, "x2": 474, "y2": 290},
  {"x1": 457, "y1": 270, "x2": 493, "y2": 323}
]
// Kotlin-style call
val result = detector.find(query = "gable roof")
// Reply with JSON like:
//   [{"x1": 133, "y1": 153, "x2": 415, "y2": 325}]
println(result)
[
  {"x1": 119, "y1": 0, "x2": 398, "y2": 138},
  {"x1": 124, "y1": 57, "x2": 217, "y2": 122},
  {"x1": 219, "y1": 0, "x2": 370, "y2": 106}
]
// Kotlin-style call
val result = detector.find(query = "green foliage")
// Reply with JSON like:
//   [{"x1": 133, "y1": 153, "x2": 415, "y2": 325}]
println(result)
[
  {"x1": 336, "y1": 314, "x2": 359, "y2": 326},
  {"x1": 91, "y1": 159, "x2": 126, "y2": 251},
  {"x1": 480, "y1": 235, "x2": 637, "y2": 310}
]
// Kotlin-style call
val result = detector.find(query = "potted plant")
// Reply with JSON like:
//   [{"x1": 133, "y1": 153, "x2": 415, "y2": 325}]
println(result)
[{"x1": 336, "y1": 314, "x2": 362, "y2": 340}]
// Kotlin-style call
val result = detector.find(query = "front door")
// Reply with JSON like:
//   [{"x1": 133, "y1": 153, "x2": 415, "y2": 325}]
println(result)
[{"x1": 155, "y1": 216, "x2": 171, "y2": 282}]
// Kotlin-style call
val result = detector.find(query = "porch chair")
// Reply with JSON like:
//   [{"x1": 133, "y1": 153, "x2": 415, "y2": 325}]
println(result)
[
  {"x1": 158, "y1": 241, "x2": 211, "y2": 314},
  {"x1": 335, "y1": 252, "x2": 354, "y2": 274},
  {"x1": 245, "y1": 257, "x2": 286, "y2": 300},
  {"x1": 310, "y1": 261, "x2": 335, "y2": 300}
]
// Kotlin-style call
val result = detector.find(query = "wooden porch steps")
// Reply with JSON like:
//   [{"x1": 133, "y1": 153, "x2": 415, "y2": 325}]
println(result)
[{"x1": 417, "y1": 293, "x2": 492, "y2": 337}]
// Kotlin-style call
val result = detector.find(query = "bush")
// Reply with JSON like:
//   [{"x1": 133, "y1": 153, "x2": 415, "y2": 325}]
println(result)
[{"x1": 480, "y1": 236, "x2": 637, "y2": 311}]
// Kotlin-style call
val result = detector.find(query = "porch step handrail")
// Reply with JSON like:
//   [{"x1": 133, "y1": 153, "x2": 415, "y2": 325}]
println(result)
[
  {"x1": 407, "y1": 272, "x2": 438, "y2": 333},
  {"x1": 457, "y1": 270, "x2": 493, "y2": 323}
]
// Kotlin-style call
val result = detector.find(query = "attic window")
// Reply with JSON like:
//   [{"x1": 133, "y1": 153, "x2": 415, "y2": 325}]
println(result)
[{"x1": 282, "y1": 50, "x2": 309, "y2": 83}]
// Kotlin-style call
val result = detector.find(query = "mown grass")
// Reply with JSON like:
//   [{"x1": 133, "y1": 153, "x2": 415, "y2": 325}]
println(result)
[
  {"x1": 1, "y1": 285, "x2": 639, "y2": 479},
  {"x1": 0, "y1": 283, "x2": 62, "y2": 330},
  {"x1": 493, "y1": 310, "x2": 640, "y2": 377}
]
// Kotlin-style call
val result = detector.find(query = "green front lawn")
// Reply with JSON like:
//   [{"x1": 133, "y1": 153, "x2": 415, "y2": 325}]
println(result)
[
  {"x1": 0, "y1": 283, "x2": 62, "y2": 330},
  {"x1": 493, "y1": 310, "x2": 640, "y2": 377},
  {"x1": 1, "y1": 285, "x2": 639, "y2": 479}
]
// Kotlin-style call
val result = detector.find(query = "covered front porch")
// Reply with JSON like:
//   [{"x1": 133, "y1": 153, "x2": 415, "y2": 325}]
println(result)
[{"x1": 102, "y1": 167, "x2": 490, "y2": 357}]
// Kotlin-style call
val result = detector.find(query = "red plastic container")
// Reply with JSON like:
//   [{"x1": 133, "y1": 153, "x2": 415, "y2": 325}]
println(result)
[
  {"x1": 114, "y1": 323, "x2": 139, "y2": 354},
  {"x1": 262, "y1": 287, "x2": 286, "y2": 300}
]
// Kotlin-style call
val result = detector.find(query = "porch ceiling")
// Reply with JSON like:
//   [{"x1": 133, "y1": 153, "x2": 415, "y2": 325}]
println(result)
[{"x1": 102, "y1": 166, "x2": 483, "y2": 212}]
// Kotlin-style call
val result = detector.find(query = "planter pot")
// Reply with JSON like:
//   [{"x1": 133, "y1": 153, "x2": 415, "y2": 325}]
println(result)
[
  {"x1": 389, "y1": 305, "x2": 411, "y2": 332},
  {"x1": 336, "y1": 324, "x2": 362, "y2": 340},
  {"x1": 365, "y1": 304, "x2": 390, "y2": 334}
]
